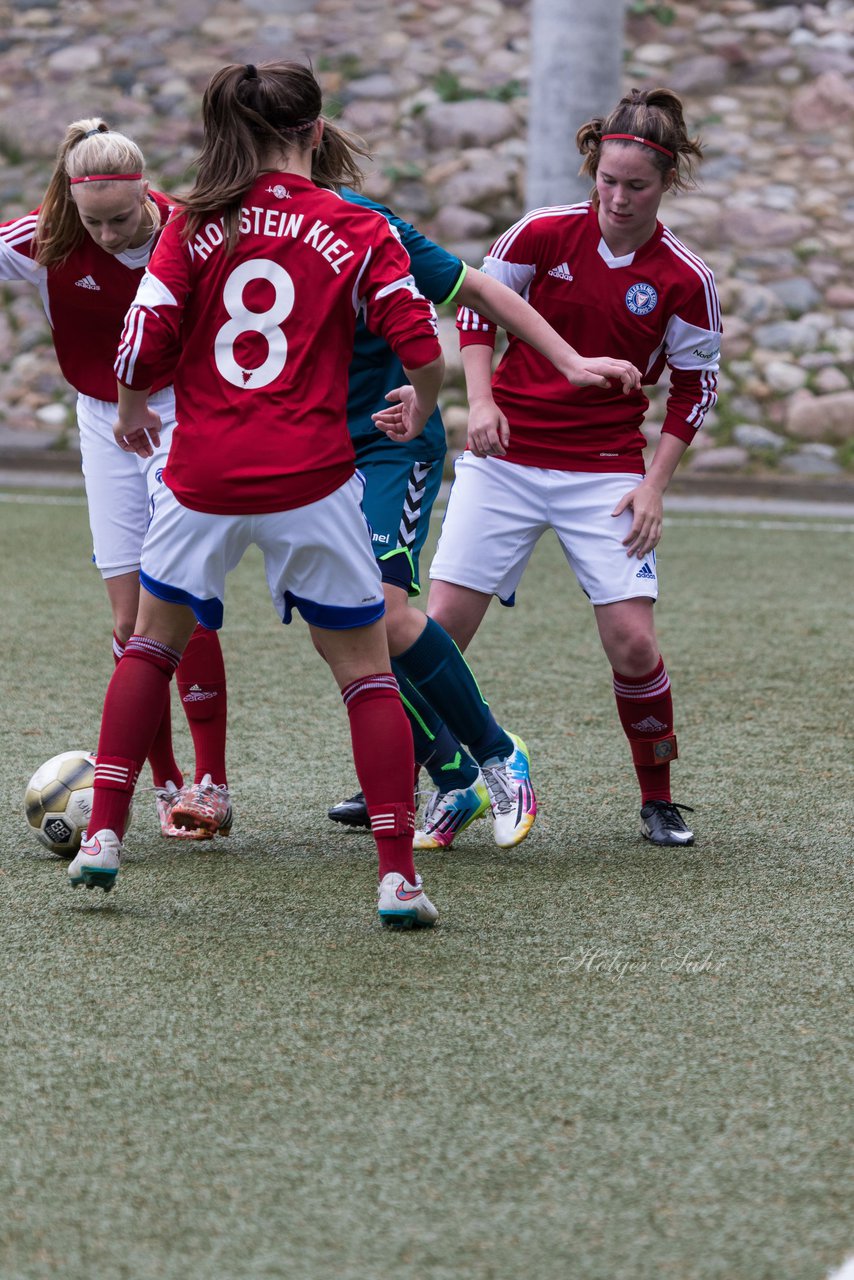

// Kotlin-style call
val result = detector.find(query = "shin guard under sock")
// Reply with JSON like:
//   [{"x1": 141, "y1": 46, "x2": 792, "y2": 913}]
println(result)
[
  {"x1": 342, "y1": 674, "x2": 416, "y2": 882},
  {"x1": 92, "y1": 636, "x2": 183, "y2": 837},
  {"x1": 394, "y1": 617, "x2": 512, "y2": 766},
  {"x1": 114, "y1": 631, "x2": 181, "y2": 790},
  {"x1": 612, "y1": 657, "x2": 677, "y2": 804},
  {"x1": 395, "y1": 668, "x2": 479, "y2": 791},
  {"x1": 176, "y1": 624, "x2": 228, "y2": 785}
]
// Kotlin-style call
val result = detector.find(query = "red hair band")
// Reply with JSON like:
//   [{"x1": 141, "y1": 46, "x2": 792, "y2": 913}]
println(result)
[
  {"x1": 69, "y1": 172, "x2": 143, "y2": 185},
  {"x1": 601, "y1": 133, "x2": 674, "y2": 160}
]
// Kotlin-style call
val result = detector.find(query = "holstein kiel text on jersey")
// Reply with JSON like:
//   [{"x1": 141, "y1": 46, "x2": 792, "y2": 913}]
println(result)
[{"x1": 189, "y1": 208, "x2": 355, "y2": 275}]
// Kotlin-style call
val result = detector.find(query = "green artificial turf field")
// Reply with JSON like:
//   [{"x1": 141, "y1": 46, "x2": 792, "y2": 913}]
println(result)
[{"x1": 1, "y1": 487, "x2": 851, "y2": 1280}]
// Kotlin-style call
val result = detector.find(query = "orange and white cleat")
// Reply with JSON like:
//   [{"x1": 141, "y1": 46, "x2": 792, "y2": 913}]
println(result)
[
  {"x1": 169, "y1": 774, "x2": 233, "y2": 838},
  {"x1": 155, "y1": 781, "x2": 211, "y2": 840}
]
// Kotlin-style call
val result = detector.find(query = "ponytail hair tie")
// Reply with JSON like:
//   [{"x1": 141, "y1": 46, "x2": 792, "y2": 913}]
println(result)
[{"x1": 245, "y1": 64, "x2": 258, "y2": 80}]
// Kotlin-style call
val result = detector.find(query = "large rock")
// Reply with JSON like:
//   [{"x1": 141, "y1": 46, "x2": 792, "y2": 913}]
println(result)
[
  {"x1": 687, "y1": 446, "x2": 750, "y2": 472},
  {"x1": 779, "y1": 449, "x2": 842, "y2": 476},
  {"x1": 420, "y1": 99, "x2": 520, "y2": 150},
  {"x1": 720, "y1": 207, "x2": 815, "y2": 249},
  {"x1": 786, "y1": 391, "x2": 854, "y2": 443},
  {"x1": 732, "y1": 424, "x2": 787, "y2": 452},
  {"x1": 440, "y1": 155, "x2": 519, "y2": 210},
  {"x1": 789, "y1": 70, "x2": 854, "y2": 130}
]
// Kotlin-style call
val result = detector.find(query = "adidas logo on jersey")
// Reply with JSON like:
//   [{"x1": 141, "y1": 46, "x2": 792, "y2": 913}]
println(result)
[
  {"x1": 75, "y1": 274, "x2": 100, "y2": 290},
  {"x1": 547, "y1": 261, "x2": 573, "y2": 281},
  {"x1": 635, "y1": 563, "x2": 656, "y2": 580}
]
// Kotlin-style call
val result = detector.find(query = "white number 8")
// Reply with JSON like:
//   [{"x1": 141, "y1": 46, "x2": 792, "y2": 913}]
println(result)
[{"x1": 214, "y1": 259, "x2": 295, "y2": 389}]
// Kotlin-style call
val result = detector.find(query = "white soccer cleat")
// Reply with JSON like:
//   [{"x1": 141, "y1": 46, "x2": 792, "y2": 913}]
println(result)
[
  {"x1": 68, "y1": 829, "x2": 124, "y2": 893},
  {"x1": 377, "y1": 872, "x2": 438, "y2": 929},
  {"x1": 481, "y1": 733, "x2": 537, "y2": 848}
]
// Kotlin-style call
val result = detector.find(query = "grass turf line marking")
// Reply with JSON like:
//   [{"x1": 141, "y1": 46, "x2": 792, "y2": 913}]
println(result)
[
  {"x1": 665, "y1": 516, "x2": 854, "y2": 533},
  {"x1": 0, "y1": 492, "x2": 85, "y2": 507}
]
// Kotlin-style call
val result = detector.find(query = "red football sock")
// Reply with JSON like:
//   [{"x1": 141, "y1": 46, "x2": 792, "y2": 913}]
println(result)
[
  {"x1": 91, "y1": 637, "x2": 183, "y2": 838},
  {"x1": 612, "y1": 656, "x2": 677, "y2": 805},
  {"x1": 175, "y1": 624, "x2": 228, "y2": 786},
  {"x1": 342, "y1": 674, "x2": 416, "y2": 882},
  {"x1": 114, "y1": 631, "x2": 181, "y2": 790}
]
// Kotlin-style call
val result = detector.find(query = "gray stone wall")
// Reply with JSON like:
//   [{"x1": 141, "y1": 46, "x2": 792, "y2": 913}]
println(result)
[{"x1": 0, "y1": 0, "x2": 851, "y2": 477}]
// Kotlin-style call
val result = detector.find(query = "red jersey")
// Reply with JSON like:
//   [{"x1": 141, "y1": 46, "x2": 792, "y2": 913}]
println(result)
[
  {"x1": 116, "y1": 174, "x2": 441, "y2": 516},
  {"x1": 0, "y1": 192, "x2": 174, "y2": 402},
  {"x1": 457, "y1": 201, "x2": 721, "y2": 473}
]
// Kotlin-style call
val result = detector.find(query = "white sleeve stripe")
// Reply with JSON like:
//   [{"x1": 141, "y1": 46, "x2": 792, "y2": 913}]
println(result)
[
  {"x1": 684, "y1": 369, "x2": 718, "y2": 429},
  {"x1": 662, "y1": 235, "x2": 720, "y2": 330},
  {"x1": 458, "y1": 305, "x2": 489, "y2": 333},
  {"x1": 0, "y1": 214, "x2": 39, "y2": 244},
  {"x1": 660, "y1": 229, "x2": 721, "y2": 332},
  {"x1": 489, "y1": 202, "x2": 589, "y2": 261},
  {"x1": 115, "y1": 305, "x2": 146, "y2": 382},
  {"x1": 375, "y1": 273, "x2": 420, "y2": 301},
  {"x1": 352, "y1": 246, "x2": 372, "y2": 319}
]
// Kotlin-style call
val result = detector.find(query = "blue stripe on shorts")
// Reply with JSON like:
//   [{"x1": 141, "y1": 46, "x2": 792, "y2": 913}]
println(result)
[
  {"x1": 282, "y1": 591, "x2": 385, "y2": 630},
  {"x1": 140, "y1": 570, "x2": 223, "y2": 630}
]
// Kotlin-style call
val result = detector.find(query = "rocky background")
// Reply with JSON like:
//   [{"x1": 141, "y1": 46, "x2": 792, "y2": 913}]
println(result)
[{"x1": 0, "y1": 0, "x2": 852, "y2": 480}]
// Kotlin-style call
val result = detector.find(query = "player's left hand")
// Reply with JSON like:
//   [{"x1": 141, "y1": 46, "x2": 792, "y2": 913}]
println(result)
[
  {"x1": 372, "y1": 385, "x2": 428, "y2": 442},
  {"x1": 114, "y1": 408, "x2": 162, "y2": 457},
  {"x1": 612, "y1": 479, "x2": 664, "y2": 558}
]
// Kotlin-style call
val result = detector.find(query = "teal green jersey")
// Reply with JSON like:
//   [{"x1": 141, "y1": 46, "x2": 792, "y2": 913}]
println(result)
[{"x1": 342, "y1": 189, "x2": 466, "y2": 464}]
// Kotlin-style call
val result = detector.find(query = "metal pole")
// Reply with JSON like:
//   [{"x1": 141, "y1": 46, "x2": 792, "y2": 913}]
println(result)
[{"x1": 526, "y1": 0, "x2": 626, "y2": 208}]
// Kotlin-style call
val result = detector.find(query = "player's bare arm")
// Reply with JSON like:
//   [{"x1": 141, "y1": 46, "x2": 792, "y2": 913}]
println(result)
[
  {"x1": 115, "y1": 382, "x2": 162, "y2": 457},
  {"x1": 460, "y1": 344, "x2": 510, "y2": 457},
  {"x1": 458, "y1": 268, "x2": 641, "y2": 393}
]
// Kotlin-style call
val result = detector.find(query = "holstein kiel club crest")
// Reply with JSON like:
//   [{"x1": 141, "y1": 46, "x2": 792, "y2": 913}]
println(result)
[{"x1": 625, "y1": 282, "x2": 658, "y2": 315}]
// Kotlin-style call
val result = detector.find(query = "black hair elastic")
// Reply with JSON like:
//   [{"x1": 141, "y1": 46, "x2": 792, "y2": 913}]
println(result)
[{"x1": 245, "y1": 64, "x2": 258, "y2": 80}]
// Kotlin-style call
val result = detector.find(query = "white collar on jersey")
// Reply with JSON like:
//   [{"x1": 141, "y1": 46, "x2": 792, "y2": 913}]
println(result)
[{"x1": 597, "y1": 237, "x2": 636, "y2": 269}]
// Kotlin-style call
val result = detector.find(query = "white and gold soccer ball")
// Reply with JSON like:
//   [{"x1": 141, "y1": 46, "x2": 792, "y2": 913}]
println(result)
[{"x1": 24, "y1": 750, "x2": 133, "y2": 859}]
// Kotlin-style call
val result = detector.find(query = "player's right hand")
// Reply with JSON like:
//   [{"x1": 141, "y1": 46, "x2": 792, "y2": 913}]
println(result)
[
  {"x1": 114, "y1": 409, "x2": 162, "y2": 457},
  {"x1": 372, "y1": 385, "x2": 430, "y2": 442},
  {"x1": 467, "y1": 397, "x2": 510, "y2": 457}
]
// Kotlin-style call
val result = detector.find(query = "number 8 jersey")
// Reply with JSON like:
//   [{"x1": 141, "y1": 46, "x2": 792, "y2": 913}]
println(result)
[{"x1": 115, "y1": 173, "x2": 441, "y2": 516}]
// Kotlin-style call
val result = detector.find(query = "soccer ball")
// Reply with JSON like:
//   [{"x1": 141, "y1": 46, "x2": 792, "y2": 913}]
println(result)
[{"x1": 23, "y1": 750, "x2": 132, "y2": 859}]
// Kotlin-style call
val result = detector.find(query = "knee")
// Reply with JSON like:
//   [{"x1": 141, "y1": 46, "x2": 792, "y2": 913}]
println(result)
[
  {"x1": 596, "y1": 600, "x2": 661, "y2": 676},
  {"x1": 607, "y1": 629, "x2": 660, "y2": 677},
  {"x1": 112, "y1": 616, "x2": 136, "y2": 647}
]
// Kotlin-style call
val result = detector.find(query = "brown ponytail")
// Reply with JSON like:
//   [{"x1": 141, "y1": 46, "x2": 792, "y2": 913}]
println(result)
[{"x1": 181, "y1": 60, "x2": 370, "y2": 251}]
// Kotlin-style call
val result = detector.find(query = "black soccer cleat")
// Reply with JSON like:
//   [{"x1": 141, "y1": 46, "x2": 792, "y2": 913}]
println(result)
[
  {"x1": 640, "y1": 800, "x2": 695, "y2": 847},
  {"x1": 328, "y1": 789, "x2": 370, "y2": 829}
]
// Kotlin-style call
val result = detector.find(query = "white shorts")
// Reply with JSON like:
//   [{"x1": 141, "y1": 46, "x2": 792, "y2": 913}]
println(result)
[
  {"x1": 77, "y1": 387, "x2": 177, "y2": 579},
  {"x1": 140, "y1": 472, "x2": 385, "y2": 631},
  {"x1": 429, "y1": 453, "x2": 659, "y2": 606}
]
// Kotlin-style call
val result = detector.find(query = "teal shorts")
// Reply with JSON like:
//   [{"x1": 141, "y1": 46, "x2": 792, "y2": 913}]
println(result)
[{"x1": 358, "y1": 455, "x2": 444, "y2": 596}]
